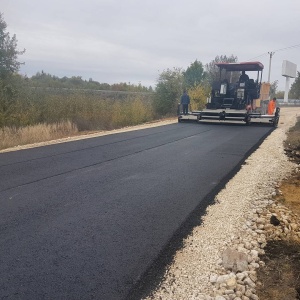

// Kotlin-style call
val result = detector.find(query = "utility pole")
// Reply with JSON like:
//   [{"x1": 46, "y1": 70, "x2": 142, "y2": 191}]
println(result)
[{"x1": 267, "y1": 51, "x2": 275, "y2": 83}]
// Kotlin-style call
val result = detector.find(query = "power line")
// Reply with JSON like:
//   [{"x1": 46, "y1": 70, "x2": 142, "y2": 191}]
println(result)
[
  {"x1": 246, "y1": 43, "x2": 300, "y2": 61},
  {"x1": 273, "y1": 43, "x2": 300, "y2": 52},
  {"x1": 246, "y1": 53, "x2": 269, "y2": 61}
]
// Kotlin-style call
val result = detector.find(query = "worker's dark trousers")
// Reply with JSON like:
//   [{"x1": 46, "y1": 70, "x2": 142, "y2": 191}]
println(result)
[{"x1": 182, "y1": 104, "x2": 188, "y2": 115}]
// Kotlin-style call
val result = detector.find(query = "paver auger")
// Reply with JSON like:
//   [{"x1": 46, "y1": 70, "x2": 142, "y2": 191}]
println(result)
[{"x1": 178, "y1": 62, "x2": 280, "y2": 127}]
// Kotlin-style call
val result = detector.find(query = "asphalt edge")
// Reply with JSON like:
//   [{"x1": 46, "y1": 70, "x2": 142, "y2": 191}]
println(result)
[{"x1": 125, "y1": 126, "x2": 275, "y2": 300}]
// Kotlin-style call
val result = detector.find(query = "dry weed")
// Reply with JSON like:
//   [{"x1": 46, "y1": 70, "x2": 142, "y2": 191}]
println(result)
[{"x1": 0, "y1": 121, "x2": 78, "y2": 150}]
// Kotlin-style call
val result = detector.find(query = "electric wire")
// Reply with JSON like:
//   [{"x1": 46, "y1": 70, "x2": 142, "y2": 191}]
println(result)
[{"x1": 246, "y1": 43, "x2": 300, "y2": 61}]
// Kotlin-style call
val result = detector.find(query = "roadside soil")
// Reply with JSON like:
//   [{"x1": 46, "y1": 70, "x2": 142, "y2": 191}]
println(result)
[{"x1": 256, "y1": 119, "x2": 300, "y2": 300}]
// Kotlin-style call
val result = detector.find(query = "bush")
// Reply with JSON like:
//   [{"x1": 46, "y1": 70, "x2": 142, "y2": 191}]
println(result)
[
  {"x1": 188, "y1": 84, "x2": 210, "y2": 111},
  {"x1": 153, "y1": 68, "x2": 184, "y2": 116}
]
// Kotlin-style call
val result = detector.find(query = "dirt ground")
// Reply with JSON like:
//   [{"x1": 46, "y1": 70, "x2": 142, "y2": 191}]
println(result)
[
  {"x1": 256, "y1": 120, "x2": 300, "y2": 300},
  {"x1": 257, "y1": 239, "x2": 300, "y2": 299}
]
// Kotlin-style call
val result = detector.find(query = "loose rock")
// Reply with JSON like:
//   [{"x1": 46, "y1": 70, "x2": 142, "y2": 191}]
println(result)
[{"x1": 143, "y1": 109, "x2": 300, "y2": 300}]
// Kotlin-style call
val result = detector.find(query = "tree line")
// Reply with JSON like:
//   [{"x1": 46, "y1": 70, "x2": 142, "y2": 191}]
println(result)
[
  {"x1": 1, "y1": 11, "x2": 299, "y2": 131},
  {"x1": 28, "y1": 71, "x2": 154, "y2": 92}
]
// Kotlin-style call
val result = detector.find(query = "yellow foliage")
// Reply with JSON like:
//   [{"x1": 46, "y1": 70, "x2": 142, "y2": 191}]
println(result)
[
  {"x1": 188, "y1": 84, "x2": 210, "y2": 111},
  {"x1": 110, "y1": 97, "x2": 153, "y2": 128}
]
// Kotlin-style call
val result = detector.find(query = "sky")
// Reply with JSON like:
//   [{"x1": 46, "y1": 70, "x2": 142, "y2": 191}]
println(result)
[{"x1": 1, "y1": 0, "x2": 300, "y2": 90}]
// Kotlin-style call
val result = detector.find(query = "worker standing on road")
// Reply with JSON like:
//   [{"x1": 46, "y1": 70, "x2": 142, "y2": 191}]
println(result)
[
  {"x1": 181, "y1": 90, "x2": 190, "y2": 115},
  {"x1": 267, "y1": 97, "x2": 277, "y2": 115}
]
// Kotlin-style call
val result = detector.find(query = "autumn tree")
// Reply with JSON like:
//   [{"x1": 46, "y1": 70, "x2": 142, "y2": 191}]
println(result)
[{"x1": 188, "y1": 84, "x2": 210, "y2": 111}]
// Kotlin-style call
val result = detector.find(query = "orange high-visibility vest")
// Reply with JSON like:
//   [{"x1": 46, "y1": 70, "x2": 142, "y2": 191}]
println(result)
[{"x1": 267, "y1": 100, "x2": 276, "y2": 115}]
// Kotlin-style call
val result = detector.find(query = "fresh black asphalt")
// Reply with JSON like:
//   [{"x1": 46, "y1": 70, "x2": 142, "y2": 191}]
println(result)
[{"x1": 0, "y1": 122, "x2": 273, "y2": 300}]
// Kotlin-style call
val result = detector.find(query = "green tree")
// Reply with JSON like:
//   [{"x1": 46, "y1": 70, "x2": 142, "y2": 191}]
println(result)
[
  {"x1": 183, "y1": 60, "x2": 205, "y2": 88},
  {"x1": 0, "y1": 13, "x2": 25, "y2": 79},
  {"x1": 153, "y1": 68, "x2": 184, "y2": 116},
  {"x1": 275, "y1": 90, "x2": 284, "y2": 99},
  {"x1": 0, "y1": 13, "x2": 25, "y2": 127},
  {"x1": 289, "y1": 71, "x2": 300, "y2": 99},
  {"x1": 269, "y1": 80, "x2": 278, "y2": 98},
  {"x1": 205, "y1": 54, "x2": 238, "y2": 84}
]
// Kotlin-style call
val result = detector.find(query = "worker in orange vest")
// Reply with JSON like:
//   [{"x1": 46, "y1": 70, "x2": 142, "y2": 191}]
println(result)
[{"x1": 267, "y1": 97, "x2": 277, "y2": 115}]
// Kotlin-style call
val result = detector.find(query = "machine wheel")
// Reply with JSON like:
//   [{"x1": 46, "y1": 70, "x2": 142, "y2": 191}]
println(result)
[
  {"x1": 178, "y1": 117, "x2": 182, "y2": 123},
  {"x1": 273, "y1": 116, "x2": 279, "y2": 127},
  {"x1": 245, "y1": 115, "x2": 251, "y2": 125},
  {"x1": 219, "y1": 111, "x2": 226, "y2": 121}
]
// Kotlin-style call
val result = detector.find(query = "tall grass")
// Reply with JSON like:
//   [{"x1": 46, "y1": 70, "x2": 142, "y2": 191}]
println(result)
[
  {"x1": 0, "y1": 121, "x2": 78, "y2": 150},
  {"x1": 0, "y1": 87, "x2": 157, "y2": 150}
]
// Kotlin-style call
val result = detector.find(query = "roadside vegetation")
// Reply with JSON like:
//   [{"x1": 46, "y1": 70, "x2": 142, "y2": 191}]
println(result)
[
  {"x1": 0, "y1": 121, "x2": 78, "y2": 150},
  {"x1": 285, "y1": 116, "x2": 300, "y2": 155},
  {"x1": 257, "y1": 116, "x2": 300, "y2": 300},
  {"x1": 0, "y1": 12, "x2": 212, "y2": 150},
  {"x1": 2, "y1": 11, "x2": 300, "y2": 151}
]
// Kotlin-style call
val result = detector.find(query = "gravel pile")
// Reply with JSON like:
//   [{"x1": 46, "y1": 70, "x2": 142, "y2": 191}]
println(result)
[{"x1": 144, "y1": 107, "x2": 300, "y2": 300}]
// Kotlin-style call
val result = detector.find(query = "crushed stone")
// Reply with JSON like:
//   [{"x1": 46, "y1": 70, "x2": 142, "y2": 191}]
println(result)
[{"x1": 143, "y1": 107, "x2": 300, "y2": 300}]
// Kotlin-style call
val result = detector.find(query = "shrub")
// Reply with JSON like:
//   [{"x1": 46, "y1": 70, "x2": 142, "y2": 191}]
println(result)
[
  {"x1": 153, "y1": 68, "x2": 184, "y2": 116},
  {"x1": 188, "y1": 84, "x2": 210, "y2": 111}
]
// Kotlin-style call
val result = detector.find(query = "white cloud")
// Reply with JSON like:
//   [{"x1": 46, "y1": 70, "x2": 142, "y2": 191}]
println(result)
[{"x1": 2, "y1": 0, "x2": 300, "y2": 89}]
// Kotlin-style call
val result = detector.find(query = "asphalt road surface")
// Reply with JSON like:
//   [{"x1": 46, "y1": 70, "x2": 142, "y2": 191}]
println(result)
[{"x1": 0, "y1": 122, "x2": 273, "y2": 300}]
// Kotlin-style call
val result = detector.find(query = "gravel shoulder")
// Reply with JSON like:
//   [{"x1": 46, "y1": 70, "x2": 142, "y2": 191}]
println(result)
[{"x1": 142, "y1": 107, "x2": 300, "y2": 300}]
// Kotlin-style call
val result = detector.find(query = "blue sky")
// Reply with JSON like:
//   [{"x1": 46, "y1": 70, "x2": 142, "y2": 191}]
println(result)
[{"x1": 2, "y1": 0, "x2": 300, "y2": 90}]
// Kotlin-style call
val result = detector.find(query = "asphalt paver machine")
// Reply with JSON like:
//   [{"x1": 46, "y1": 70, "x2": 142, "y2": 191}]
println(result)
[{"x1": 178, "y1": 62, "x2": 280, "y2": 126}]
